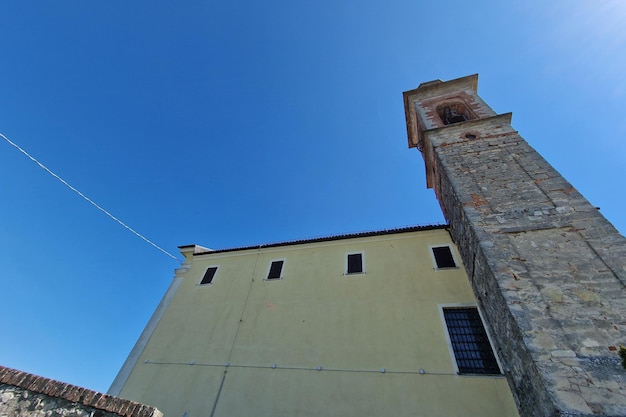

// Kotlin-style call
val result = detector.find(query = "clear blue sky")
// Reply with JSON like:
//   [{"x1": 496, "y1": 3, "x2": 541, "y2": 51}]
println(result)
[{"x1": 1, "y1": 1, "x2": 624, "y2": 394}]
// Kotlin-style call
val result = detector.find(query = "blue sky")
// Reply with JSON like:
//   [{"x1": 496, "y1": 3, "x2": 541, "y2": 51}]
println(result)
[{"x1": 1, "y1": 1, "x2": 624, "y2": 394}]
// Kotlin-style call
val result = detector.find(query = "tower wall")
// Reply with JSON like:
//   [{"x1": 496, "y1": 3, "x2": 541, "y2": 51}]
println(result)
[{"x1": 404, "y1": 75, "x2": 626, "y2": 417}]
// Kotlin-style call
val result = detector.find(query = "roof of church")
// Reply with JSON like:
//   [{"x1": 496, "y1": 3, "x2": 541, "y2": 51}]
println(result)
[{"x1": 180, "y1": 224, "x2": 449, "y2": 256}]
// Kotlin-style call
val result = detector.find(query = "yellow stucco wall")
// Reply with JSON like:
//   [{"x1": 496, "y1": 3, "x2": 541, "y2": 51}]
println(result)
[{"x1": 117, "y1": 228, "x2": 519, "y2": 417}]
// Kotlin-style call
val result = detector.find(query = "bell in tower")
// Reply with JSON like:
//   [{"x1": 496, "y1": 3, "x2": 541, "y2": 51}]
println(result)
[{"x1": 443, "y1": 105, "x2": 466, "y2": 124}]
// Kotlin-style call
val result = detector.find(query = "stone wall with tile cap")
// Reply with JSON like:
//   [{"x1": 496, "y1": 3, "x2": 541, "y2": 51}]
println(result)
[
  {"x1": 0, "y1": 365, "x2": 162, "y2": 417},
  {"x1": 404, "y1": 75, "x2": 626, "y2": 417}
]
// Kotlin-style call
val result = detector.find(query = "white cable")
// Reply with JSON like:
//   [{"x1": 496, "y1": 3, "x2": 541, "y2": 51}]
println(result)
[{"x1": 1, "y1": 132, "x2": 181, "y2": 263}]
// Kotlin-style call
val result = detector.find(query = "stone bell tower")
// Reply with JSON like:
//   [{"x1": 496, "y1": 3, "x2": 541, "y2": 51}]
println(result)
[{"x1": 404, "y1": 75, "x2": 626, "y2": 417}]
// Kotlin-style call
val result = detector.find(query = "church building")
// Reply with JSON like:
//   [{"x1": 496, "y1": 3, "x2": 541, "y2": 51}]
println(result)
[
  {"x1": 110, "y1": 75, "x2": 626, "y2": 417},
  {"x1": 109, "y1": 225, "x2": 518, "y2": 417}
]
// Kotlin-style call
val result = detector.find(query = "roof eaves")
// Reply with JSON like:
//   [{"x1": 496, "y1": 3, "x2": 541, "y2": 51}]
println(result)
[{"x1": 192, "y1": 224, "x2": 449, "y2": 256}]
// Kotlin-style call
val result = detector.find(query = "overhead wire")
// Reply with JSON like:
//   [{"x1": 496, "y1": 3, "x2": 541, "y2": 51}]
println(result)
[{"x1": 1, "y1": 132, "x2": 181, "y2": 263}]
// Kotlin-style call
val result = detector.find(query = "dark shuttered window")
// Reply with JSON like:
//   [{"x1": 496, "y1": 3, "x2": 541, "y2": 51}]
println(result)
[
  {"x1": 432, "y1": 246, "x2": 457, "y2": 268},
  {"x1": 200, "y1": 267, "x2": 218, "y2": 285},
  {"x1": 267, "y1": 260, "x2": 284, "y2": 280},
  {"x1": 347, "y1": 253, "x2": 363, "y2": 274}
]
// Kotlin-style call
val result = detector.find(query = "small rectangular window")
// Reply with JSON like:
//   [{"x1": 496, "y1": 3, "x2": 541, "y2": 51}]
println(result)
[
  {"x1": 200, "y1": 266, "x2": 218, "y2": 285},
  {"x1": 443, "y1": 307, "x2": 500, "y2": 375},
  {"x1": 347, "y1": 253, "x2": 363, "y2": 274},
  {"x1": 432, "y1": 246, "x2": 457, "y2": 269},
  {"x1": 267, "y1": 260, "x2": 284, "y2": 280}
]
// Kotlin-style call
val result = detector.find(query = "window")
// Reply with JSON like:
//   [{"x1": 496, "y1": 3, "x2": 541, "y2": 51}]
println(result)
[
  {"x1": 346, "y1": 253, "x2": 363, "y2": 274},
  {"x1": 431, "y1": 246, "x2": 457, "y2": 269},
  {"x1": 200, "y1": 266, "x2": 218, "y2": 285},
  {"x1": 267, "y1": 260, "x2": 284, "y2": 280},
  {"x1": 443, "y1": 307, "x2": 500, "y2": 375}
]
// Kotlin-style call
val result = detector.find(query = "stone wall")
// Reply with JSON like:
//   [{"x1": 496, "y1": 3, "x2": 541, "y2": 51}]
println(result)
[
  {"x1": 0, "y1": 366, "x2": 162, "y2": 417},
  {"x1": 405, "y1": 76, "x2": 626, "y2": 417}
]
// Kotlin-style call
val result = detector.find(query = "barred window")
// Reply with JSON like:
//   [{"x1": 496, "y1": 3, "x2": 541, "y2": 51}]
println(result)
[{"x1": 443, "y1": 307, "x2": 500, "y2": 375}]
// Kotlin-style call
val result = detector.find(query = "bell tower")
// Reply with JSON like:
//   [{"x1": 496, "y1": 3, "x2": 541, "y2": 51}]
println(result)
[{"x1": 404, "y1": 75, "x2": 626, "y2": 417}]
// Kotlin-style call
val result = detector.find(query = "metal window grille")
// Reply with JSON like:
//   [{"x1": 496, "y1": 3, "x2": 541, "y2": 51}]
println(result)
[
  {"x1": 200, "y1": 267, "x2": 218, "y2": 285},
  {"x1": 443, "y1": 307, "x2": 500, "y2": 375}
]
